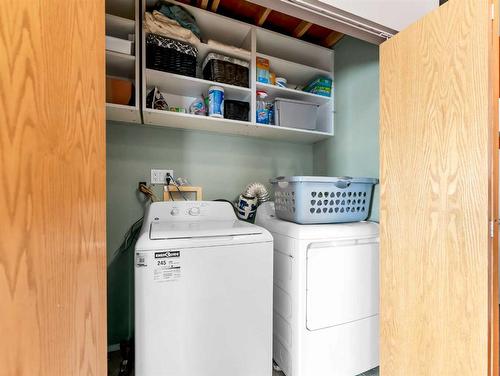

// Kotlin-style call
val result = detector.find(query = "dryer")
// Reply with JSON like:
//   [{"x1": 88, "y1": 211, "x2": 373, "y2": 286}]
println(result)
[
  {"x1": 135, "y1": 201, "x2": 273, "y2": 376},
  {"x1": 256, "y1": 202, "x2": 379, "y2": 376}
]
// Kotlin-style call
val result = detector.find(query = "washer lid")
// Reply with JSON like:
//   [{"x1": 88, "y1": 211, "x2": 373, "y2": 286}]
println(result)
[{"x1": 150, "y1": 220, "x2": 264, "y2": 240}]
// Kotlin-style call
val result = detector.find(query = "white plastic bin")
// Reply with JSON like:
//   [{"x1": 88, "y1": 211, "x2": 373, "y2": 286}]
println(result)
[{"x1": 274, "y1": 98, "x2": 318, "y2": 130}]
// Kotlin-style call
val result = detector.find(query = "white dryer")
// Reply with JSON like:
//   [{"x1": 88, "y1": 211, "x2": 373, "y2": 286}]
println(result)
[
  {"x1": 256, "y1": 202, "x2": 379, "y2": 376},
  {"x1": 135, "y1": 201, "x2": 273, "y2": 376}
]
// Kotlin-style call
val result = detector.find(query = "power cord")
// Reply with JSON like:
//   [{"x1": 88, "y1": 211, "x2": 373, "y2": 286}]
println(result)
[
  {"x1": 166, "y1": 172, "x2": 188, "y2": 201},
  {"x1": 165, "y1": 173, "x2": 175, "y2": 201},
  {"x1": 111, "y1": 183, "x2": 155, "y2": 259},
  {"x1": 138, "y1": 182, "x2": 158, "y2": 202}
]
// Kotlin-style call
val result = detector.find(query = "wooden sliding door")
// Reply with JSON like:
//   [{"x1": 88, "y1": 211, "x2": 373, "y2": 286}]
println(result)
[
  {"x1": 380, "y1": 0, "x2": 499, "y2": 374},
  {"x1": 0, "y1": 0, "x2": 107, "y2": 375}
]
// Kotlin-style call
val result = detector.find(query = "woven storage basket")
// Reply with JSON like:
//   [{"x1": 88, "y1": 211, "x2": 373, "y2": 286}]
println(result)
[
  {"x1": 224, "y1": 100, "x2": 249, "y2": 121},
  {"x1": 145, "y1": 33, "x2": 198, "y2": 77},
  {"x1": 202, "y1": 53, "x2": 249, "y2": 88}
]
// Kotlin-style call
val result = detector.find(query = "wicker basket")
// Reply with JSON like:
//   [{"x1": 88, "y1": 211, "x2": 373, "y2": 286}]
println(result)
[
  {"x1": 202, "y1": 53, "x2": 249, "y2": 88},
  {"x1": 145, "y1": 33, "x2": 198, "y2": 77},
  {"x1": 224, "y1": 100, "x2": 249, "y2": 121}
]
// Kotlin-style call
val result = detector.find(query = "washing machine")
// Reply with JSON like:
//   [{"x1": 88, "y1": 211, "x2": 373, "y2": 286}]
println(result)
[
  {"x1": 256, "y1": 202, "x2": 379, "y2": 376},
  {"x1": 135, "y1": 201, "x2": 273, "y2": 376}
]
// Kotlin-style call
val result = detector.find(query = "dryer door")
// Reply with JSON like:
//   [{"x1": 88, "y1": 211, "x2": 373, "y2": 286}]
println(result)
[{"x1": 306, "y1": 237, "x2": 379, "y2": 330}]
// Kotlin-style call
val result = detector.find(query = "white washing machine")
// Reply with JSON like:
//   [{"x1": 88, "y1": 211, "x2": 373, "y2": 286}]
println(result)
[
  {"x1": 256, "y1": 202, "x2": 379, "y2": 376},
  {"x1": 135, "y1": 201, "x2": 273, "y2": 376}
]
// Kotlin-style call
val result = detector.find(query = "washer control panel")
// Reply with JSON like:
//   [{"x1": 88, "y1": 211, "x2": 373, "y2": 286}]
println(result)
[
  {"x1": 167, "y1": 202, "x2": 209, "y2": 218},
  {"x1": 150, "y1": 201, "x2": 236, "y2": 222}
]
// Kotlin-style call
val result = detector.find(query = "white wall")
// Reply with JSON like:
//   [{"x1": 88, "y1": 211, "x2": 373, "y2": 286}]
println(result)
[{"x1": 317, "y1": 0, "x2": 439, "y2": 30}]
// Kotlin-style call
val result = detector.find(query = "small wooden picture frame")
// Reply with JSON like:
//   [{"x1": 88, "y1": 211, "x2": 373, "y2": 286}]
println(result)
[{"x1": 163, "y1": 185, "x2": 203, "y2": 201}]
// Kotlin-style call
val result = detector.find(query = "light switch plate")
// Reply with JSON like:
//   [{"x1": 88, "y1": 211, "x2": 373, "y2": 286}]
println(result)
[{"x1": 150, "y1": 169, "x2": 174, "y2": 184}]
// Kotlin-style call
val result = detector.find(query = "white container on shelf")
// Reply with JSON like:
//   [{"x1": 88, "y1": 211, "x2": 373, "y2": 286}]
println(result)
[
  {"x1": 106, "y1": 35, "x2": 134, "y2": 55},
  {"x1": 208, "y1": 85, "x2": 224, "y2": 118},
  {"x1": 274, "y1": 97, "x2": 318, "y2": 130},
  {"x1": 275, "y1": 77, "x2": 287, "y2": 88}
]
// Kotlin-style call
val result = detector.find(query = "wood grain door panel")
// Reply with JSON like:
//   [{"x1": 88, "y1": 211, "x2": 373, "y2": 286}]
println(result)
[
  {"x1": 0, "y1": 0, "x2": 106, "y2": 375},
  {"x1": 380, "y1": 0, "x2": 498, "y2": 374}
]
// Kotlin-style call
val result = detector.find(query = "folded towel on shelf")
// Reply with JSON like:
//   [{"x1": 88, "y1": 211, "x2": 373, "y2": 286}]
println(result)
[
  {"x1": 207, "y1": 39, "x2": 251, "y2": 59},
  {"x1": 157, "y1": 2, "x2": 201, "y2": 39},
  {"x1": 144, "y1": 11, "x2": 200, "y2": 46}
]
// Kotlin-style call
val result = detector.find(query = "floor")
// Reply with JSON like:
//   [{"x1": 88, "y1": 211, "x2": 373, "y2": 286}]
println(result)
[{"x1": 108, "y1": 351, "x2": 379, "y2": 376}]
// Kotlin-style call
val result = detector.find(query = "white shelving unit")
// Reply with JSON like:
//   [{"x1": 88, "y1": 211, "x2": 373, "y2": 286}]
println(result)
[
  {"x1": 138, "y1": 0, "x2": 334, "y2": 143},
  {"x1": 105, "y1": 0, "x2": 141, "y2": 123}
]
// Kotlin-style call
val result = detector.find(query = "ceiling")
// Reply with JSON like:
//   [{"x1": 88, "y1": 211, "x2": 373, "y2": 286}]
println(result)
[{"x1": 175, "y1": 0, "x2": 344, "y2": 48}]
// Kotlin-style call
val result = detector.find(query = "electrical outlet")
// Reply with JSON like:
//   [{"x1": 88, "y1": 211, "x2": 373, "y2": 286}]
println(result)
[{"x1": 150, "y1": 169, "x2": 174, "y2": 184}]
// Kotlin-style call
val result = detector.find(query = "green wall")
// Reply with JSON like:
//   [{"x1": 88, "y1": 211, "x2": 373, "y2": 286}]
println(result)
[
  {"x1": 107, "y1": 122, "x2": 313, "y2": 345},
  {"x1": 314, "y1": 36, "x2": 380, "y2": 221}
]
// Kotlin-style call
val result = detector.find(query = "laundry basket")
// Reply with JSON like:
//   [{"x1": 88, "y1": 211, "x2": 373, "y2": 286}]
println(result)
[{"x1": 270, "y1": 176, "x2": 378, "y2": 224}]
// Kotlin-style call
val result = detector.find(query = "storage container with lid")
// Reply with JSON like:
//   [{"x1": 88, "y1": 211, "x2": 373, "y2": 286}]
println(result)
[{"x1": 274, "y1": 98, "x2": 318, "y2": 130}]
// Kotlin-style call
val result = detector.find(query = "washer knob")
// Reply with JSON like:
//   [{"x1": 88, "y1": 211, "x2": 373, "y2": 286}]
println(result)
[
  {"x1": 170, "y1": 208, "x2": 179, "y2": 216},
  {"x1": 189, "y1": 207, "x2": 200, "y2": 216}
]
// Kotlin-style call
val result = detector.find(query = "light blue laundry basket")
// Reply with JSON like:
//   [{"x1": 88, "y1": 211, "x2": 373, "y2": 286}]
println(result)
[{"x1": 270, "y1": 176, "x2": 378, "y2": 224}]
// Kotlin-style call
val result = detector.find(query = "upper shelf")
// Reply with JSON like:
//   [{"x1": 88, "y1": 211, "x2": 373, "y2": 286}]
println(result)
[
  {"x1": 256, "y1": 28, "x2": 333, "y2": 72},
  {"x1": 146, "y1": 0, "x2": 252, "y2": 51},
  {"x1": 256, "y1": 82, "x2": 332, "y2": 105},
  {"x1": 257, "y1": 53, "x2": 332, "y2": 88},
  {"x1": 107, "y1": 51, "x2": 135, "y2": 79},
  {"x1": 141, "y1": 109, "x2": 332, "y2": 143},
  {"x1": 106, "y1": 14, "x2": 135, "y2": 39},
  {"x1": 107, "y1": 103, "x2": 142, "y2": 124},
  {"x1": 146, "y1": 69, "x2": 252, "y2": 101},
  {"x1": 106, "y1": 0, "x2": 135, "y2": 19}
]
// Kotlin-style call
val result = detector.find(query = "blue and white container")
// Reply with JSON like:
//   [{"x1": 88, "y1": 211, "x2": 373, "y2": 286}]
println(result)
[
  {"x1": 270, "y1": 176, "x2": 379, "y2": 224},
  {"x1": 208, "y1": 85, "x2": 224, "y2": 117},
  {"x1": 275, "y1": 77, "x2": 287, "y2": 88}
]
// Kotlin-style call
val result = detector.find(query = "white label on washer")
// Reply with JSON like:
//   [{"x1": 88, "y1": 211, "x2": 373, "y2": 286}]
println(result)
[
  {"x1": 153, "y1": 250, "x2": 181, "y2": 282},
  {"x1": 136, "y1": 252, "x2": 148, "y2": 267}
]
